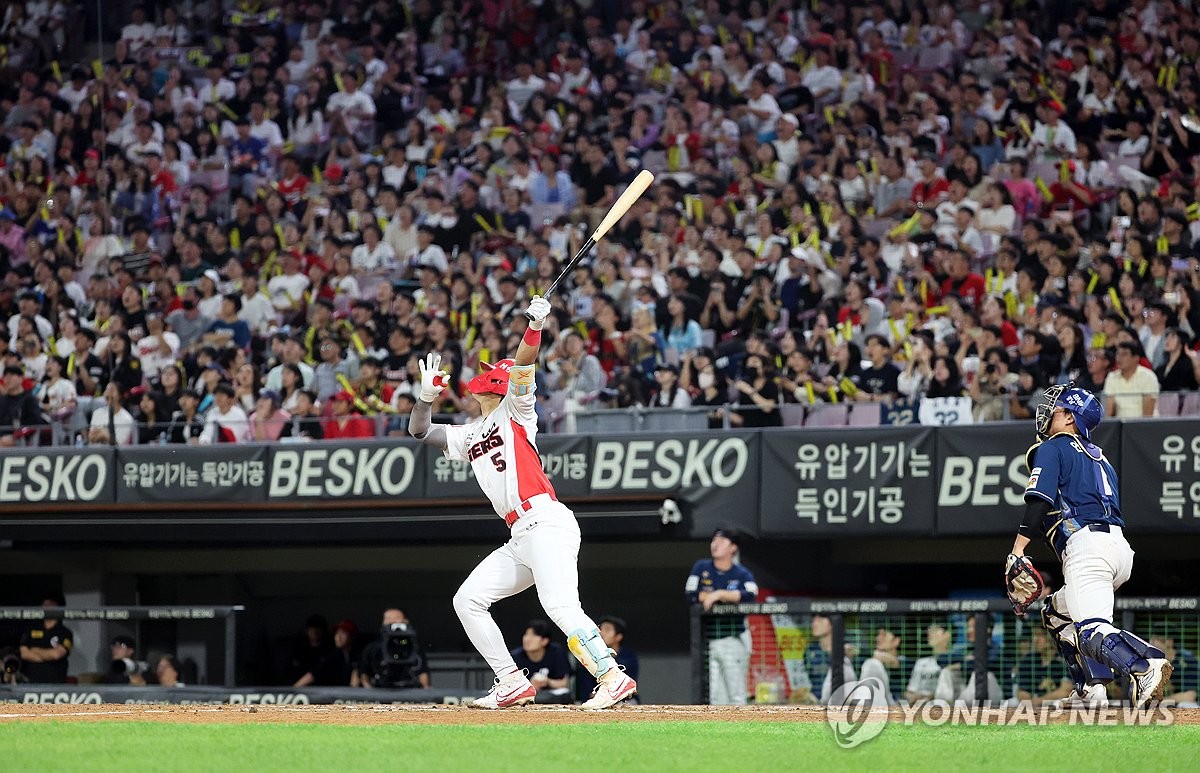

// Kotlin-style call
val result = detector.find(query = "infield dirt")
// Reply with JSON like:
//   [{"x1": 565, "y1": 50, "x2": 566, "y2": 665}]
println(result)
[{"x1": 1, "y1": 704, "x2": 1197, "y2": 726}]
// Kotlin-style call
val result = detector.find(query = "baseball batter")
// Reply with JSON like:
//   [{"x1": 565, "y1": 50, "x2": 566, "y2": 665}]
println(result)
[
  {"x1": 408, "y1": 296, "x2": 637, "y2": 709},
  {"x1": 1005, "y1": 384, "x2": 1172, "y2": 708}
]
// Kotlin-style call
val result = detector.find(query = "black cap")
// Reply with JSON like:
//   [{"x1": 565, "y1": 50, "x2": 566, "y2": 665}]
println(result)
[
  {"x1": 110, "y1": 635, "x2": 135, "y2": 649},
  {"x1": 711, "y1": 527, "x2": 740, "y2": 546}
]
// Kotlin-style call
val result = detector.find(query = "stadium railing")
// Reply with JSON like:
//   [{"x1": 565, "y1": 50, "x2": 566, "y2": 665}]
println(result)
[
  {"x1": 6, "y1": 388, "x2": 1187, "y2": 446},
  {"x1": 692, "y1": 597, "x2": 1199, "y2": 707},
  {"x1": 0, "y1": 605, "x2": 243, "y2": 686}
]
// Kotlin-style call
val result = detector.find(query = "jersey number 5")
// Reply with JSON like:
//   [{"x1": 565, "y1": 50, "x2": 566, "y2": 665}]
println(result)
[{"x1": 490, "y1": 452, "x2": 507, "y2": 472}]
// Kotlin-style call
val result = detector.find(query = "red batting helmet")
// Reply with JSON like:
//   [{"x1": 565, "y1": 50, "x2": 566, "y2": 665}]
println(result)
[{"x1": 467, "y1": 359, "x2": 515, "y2": 396}]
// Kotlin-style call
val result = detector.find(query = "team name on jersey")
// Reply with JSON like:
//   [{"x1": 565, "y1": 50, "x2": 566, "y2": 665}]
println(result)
[{"x1": 467, "y1": 425, "x2": 505, "y2": 462}]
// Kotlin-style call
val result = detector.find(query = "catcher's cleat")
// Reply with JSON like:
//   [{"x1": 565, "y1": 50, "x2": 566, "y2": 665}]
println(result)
[
  {"x1": 1131, "y1": 659, "x2": 1173, "y2": 709},
  {"x1": 581, "y1": 668, "x2": 637, "y2": 709},
  {"x1": 1063, "y1": 684, "x2": 1108, "y2": 708},
  {"x1": 469, "y1": 671, "x2": 536, "y2": 709}
]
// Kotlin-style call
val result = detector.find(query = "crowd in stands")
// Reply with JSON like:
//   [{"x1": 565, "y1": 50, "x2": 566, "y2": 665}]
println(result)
[{"x1": 3, "y1": 0, "x2": 1200, "y2": 446}]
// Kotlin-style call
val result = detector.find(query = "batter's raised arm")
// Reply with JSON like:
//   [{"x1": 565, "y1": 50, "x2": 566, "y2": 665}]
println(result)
[
  {"x1": 515, "y1": 296, "x2": 552, "y2": 367},
  {"x1": 409, "y1": 352, "x2": 448, "y2": 450}
]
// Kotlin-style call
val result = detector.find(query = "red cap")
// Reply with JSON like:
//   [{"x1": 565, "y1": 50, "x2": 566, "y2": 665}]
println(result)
[
  {"x1": 84, "y1": 148, "x2": 100, "y2": 159},
  {"x1": 324, "y1": 163, "x2": 344, "y2": 182},
  {"x1": 331, "y1": 389, "x2": 355, "y2": 402}
]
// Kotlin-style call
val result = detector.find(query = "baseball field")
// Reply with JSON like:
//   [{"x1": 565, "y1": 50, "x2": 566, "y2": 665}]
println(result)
[{"x1": 4, "y1": 704, "x2": 1199, "y2": 771}]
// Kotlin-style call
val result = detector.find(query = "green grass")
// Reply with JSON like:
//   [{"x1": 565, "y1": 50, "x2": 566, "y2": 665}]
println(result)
[{"x1": 6, "y1": 721, "x2": 1200, "y2": 772}]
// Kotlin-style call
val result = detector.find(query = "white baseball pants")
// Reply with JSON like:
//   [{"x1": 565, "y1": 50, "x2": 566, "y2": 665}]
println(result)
[
  {"x1": 452, "y1": 497, "x2": 602, "y2": 678},
  {"x1": 1056, "y1": 526, "x2": 1134, "y2": 638},
  {"x1": 709, "y1": 631, "x2": 750, "y2": 705}
]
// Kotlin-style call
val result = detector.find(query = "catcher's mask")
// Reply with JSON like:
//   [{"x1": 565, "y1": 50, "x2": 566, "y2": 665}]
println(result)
[
  {"x1": 467, "y1": 359, "x2": 514, "y2": 396},
  {"x1": 1035, "y1": 382, "x2": 1101, "y2": 441}
]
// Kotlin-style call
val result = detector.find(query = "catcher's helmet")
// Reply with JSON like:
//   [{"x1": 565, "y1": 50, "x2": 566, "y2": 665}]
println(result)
[{"x1": 1036, "y1": 383, "x2": 1101, "y2": 441}]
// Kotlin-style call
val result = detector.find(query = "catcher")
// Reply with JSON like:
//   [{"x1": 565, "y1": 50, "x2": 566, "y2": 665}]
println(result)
[{"x1": 1005, "y1": 383, "x2": 1172, "y2": 708}]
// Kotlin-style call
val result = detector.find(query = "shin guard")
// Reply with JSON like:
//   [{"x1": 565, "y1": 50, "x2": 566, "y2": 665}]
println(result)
[{"x1": 568, "y1": 627, "x2": 616, "y2": 679}]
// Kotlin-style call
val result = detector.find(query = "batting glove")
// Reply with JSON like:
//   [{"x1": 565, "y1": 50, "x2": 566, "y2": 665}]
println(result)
[
  {"x1": 418, "y1": 352, "x2": 448, "y2": 403},
  {"x1": 526, "y1": 296, "x2": 552, "y2": 330}
]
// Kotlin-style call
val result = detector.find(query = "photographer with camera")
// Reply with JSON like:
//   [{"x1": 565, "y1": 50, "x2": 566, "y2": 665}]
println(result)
[
  {"x1": 354, "y1": 609, "x2": 429, "y2": 689},
  {"x1": 19, "y1": 594, "x2": 73, "y2": 683},
  {"x1": 970, "y1": 347, "x2": 1019, "y2": 422},
  {"x1": 102, "y1": 635, "x2": 149, "y2": 685},
  {"x1": 1, "y1": 647, "x2": 28, "y2": 684}
]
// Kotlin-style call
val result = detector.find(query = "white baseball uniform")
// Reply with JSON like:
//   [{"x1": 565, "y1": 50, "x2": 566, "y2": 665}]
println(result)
[{"x1": 446, "y1": 368, "x2": 612, "y2": 680}]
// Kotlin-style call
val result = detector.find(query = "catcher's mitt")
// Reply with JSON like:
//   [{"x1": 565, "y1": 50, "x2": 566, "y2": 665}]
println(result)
[{"x1": 1004, "y1": 553, "x2": 1044, "y2": 616}]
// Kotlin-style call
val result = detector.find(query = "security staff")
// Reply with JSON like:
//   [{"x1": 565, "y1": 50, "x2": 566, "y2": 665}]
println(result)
[{"x1": 20, "y1": 595, "x2": 74, "y2": 683}]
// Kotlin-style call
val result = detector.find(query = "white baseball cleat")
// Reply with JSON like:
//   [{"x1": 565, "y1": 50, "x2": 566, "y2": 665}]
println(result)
[
  {"x1": 1064, "y1": 684, "x2": 1108, "y2": 708},
  {"x1": 1132, "y1": 659, "x2": 1173, "y2": 709},
  {"x1": 470, "y1": 671, "x2": 536, "y2": 709},
  {"x1": 581, "y1": 669, "x2": 637, "y2": 709}
]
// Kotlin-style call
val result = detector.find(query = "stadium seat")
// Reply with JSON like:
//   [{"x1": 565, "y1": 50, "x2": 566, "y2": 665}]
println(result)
[
  {"x1": 804, "y1": 404, "x2": 848, "y2": 427},
  {"x1": 1158, "y1": 392, "x2": 1183, "y2": 417},
  {"x1": 779, "y1": 403, "x2": 806, "y2": 427},
  {"x1": 573, "y1": 411, "x2": 638, "y2": 434},
  {"x1": 847, "y1": 403, "x2": 882, "y2": 426},
  {"x1": 642, "y1": 409, "x2": 709, "y2": 432}
]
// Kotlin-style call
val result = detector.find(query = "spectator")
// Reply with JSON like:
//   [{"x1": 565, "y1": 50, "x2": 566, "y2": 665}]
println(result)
[
  {"x1": 165, "y1": 289, "x2": 213, "y2": 351},
  {"x1": 265, "y1": 338, "x2": 315, "y2": 392},
  {"x1": 166, "y1": 389, "x2": 205, "y2": 445},
  {"x1": 199, "y1": 382, "x2": 249, "y2": 444},
  {"x1": 323, "y1": 390, "x2": 374, "y2": 440},
  {"x1": 933, "y1": 616, "x2": 1004, "y2": 704},
  {"x1": 1012, "y1": 628, "x2": 1073, "y2": 704},
  {"x1": 19, "y1": 594, "x2": 73, "y2": 684},
  {"x1": 727, "y1": 353, "x2": 781, "y2": 427},
  {"x1": 38, "y1": 356, "x2": 77, "y2": 421},
  {"x1": 135, "y1": 312, "x2": 182, "y2": 381},
  {"x1": 650, "y1": 363, "x2": 691, "y2": 409},
  {"x1": 1149, "y1": 627, "x2": 1199, "y2": 707},
  {"x1": 154, "y1": 654, "x2": 186, "y2": 687},
  {"x1": 312, "y1": 337, "x2": 359, "y2": 402},
  {"x1": 859, "y1": 629, "x2": 905, "y2": 705},
  {"x1": 1157, "y1": 330, "x2": 1200, "y2": 393},
  {"x1": 510, "y1": 619, "x2": 572, "y2": 705},
  {"x1": 246, "y1": 390, "x2": 293, "y2": 443},
  {"x1": 906, "y1": 622, "x2": 953, "y2": 704},
  {"x1": 295, "y1": 620, "x2": 358, "y2": 688},
  {"x1": 0, "y1": 364, "x2": 45, "y2": 445},
  {"x1": 547, "y1": 330, "x2": 605, "y2": 399},
  {"x1": 686, "y1": 528, "x2": 758, "y2": 705},
  {"x1": 925, "y1": 356, "x2": 966, "y2": 398},
  {"x1": 87, "y1": 382, "x2": 134, "y2": 446},
  {"x1": 1077, "y1": 348, "x2": 1114, "y2": 397},
  {"x1": 290, "y1": 390, "x2": 325, "y2": 441},
  {"x1": 803, "y1": 614, "x2": 857, "y2": 704},
  {"x1": 1104, "y1": 341, "x2": 1160, "y2": 417},
  {"x1": 857, "y1": 335, "x2": 902, "y2": 402},
  {"x1": 204, "y1": 295, "x2": 252, "y2": 351}
]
